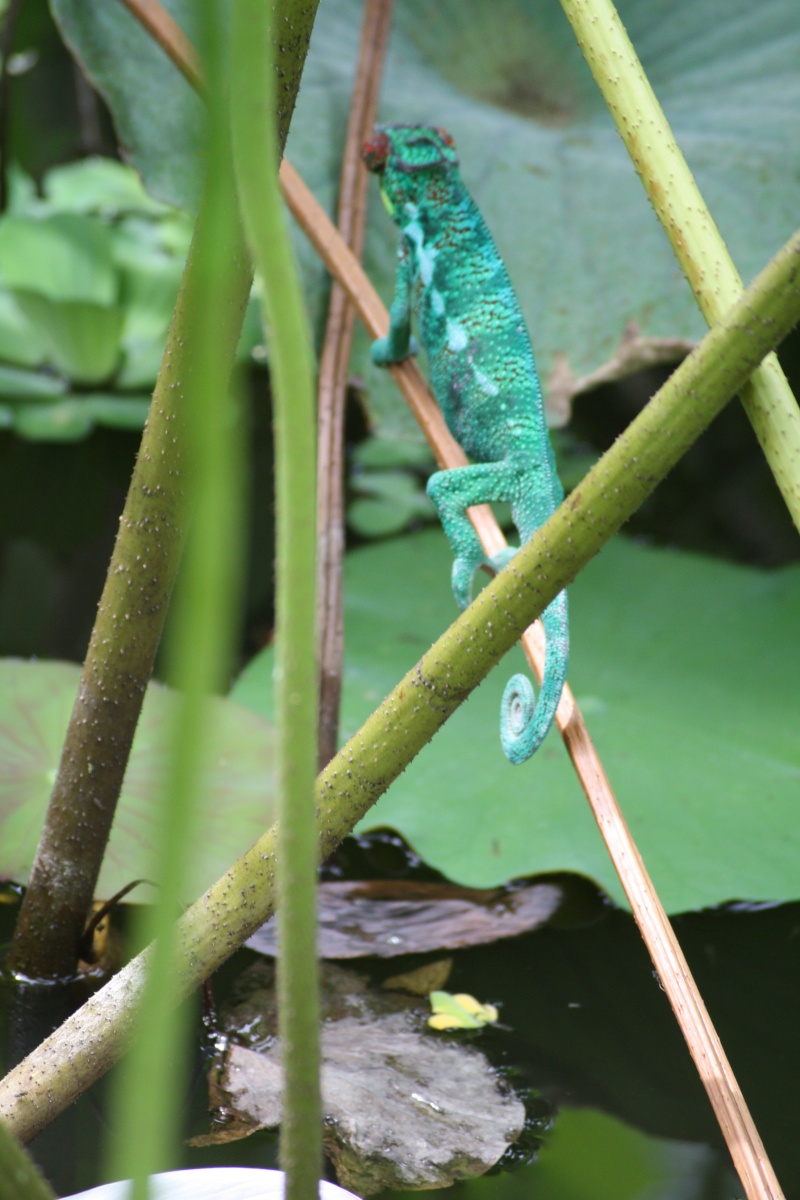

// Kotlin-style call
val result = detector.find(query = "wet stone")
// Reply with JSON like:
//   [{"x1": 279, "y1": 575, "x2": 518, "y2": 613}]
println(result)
[{"x1": 196, "y1": 961, "x2": 525, "y2": 1194}]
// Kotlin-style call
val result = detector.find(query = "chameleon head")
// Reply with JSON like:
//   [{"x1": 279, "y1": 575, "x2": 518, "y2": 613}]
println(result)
[
  {"x1": 362, "y1": 124, "x2": 459, "y2": 173},
  {"x1": 362, "y1": 125, "x2": 460, "y2": 215}
]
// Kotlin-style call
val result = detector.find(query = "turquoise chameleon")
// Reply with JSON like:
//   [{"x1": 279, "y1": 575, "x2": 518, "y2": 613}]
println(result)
[{"x1": 363, "y1": 124, "x2": 568, "y2": 764}]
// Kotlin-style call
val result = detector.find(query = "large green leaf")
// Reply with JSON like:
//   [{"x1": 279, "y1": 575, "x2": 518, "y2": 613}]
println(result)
[
  {"x1": 50, "y1": 0, "x2": 205, "y2": 212},
  {"x1": 0, "y1": 364, "x2": 66, "y2": 400},
  {"x1": 0, "y1": 161, "x2": 201, "y2": 435},
  {"x1": 51, "y1": 1, "x2": 799, "y2": 431},
  {"x1": 290, "y1": 0, "x2": 800, "y2": 434},
  {"x1": 0, "y1": 660, "x2": 277, "y2": 901},
  {"x1": 0, "y1": 212, "x2": 123, "y2": 382},
  {"x1": 232, "y1": 531, "x2": 800, "y2": 912},
  {"x1": 43, "y1": 156, "x2": 175, "y2": 217},
  {"x1": 9, "y1": 394, "x2": 152, "y2": 441}
]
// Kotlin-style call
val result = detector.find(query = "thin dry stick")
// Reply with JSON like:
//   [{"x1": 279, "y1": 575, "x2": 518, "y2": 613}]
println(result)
[
  {"x1": 279, "y1": 159, "x2": 784, "y2": 1200},
  {"x1": 316, "y1": 0, "x2": 393, "y2": 770},
  {"x1": 117, "y1": 0, "x2": 204, "y2": 92},
  {"x1": 108, "y1": 6, "x2": 781, "y2": 1196}
]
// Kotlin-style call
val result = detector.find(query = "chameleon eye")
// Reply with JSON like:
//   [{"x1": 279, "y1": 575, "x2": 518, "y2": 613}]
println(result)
[{"x1": 362, "y1": 130, "x2": 392, "y2": 171}]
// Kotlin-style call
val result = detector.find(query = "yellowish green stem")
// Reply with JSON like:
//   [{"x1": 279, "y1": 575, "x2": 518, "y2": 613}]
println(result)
[
  {"x1": 230, "y1": 4, "x2": 322, "y2": 1199},
  {"x1": 560, "y1": 0, "x2": 800, "y2": 527}
]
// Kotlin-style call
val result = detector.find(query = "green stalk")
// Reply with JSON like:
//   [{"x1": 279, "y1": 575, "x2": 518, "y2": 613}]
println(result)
[
  {"x1": 230, "y1": 4, "x2": 321, "y2": 1196},
  {"x1": 0, "y1": 1118, "x2": 55, "y2": 1200},
  {"x1": 560, "y1": 0, "x2": 800, "y2": 528},
  {"x1": 2, "y1": 223, "x2": 799, "y2": 1146},
  {"x1": 104, "y1": 9, "x2": 246, "y2": 1193}
]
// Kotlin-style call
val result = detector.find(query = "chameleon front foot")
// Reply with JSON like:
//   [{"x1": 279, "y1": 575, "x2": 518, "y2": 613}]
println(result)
[
  {"x1": 370, "y1": 333, "x2": 419, "y2": 366},
  {"x1": 451, "y1": 546, "x2": 517, "y2": 607}
]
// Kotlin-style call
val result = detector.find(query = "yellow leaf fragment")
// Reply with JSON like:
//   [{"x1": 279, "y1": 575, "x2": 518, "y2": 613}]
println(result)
[{"x1": 427, "y1": 990, "x2": 499, "y2": 1030}]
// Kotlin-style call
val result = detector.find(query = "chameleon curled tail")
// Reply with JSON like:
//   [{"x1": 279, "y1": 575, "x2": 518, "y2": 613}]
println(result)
[{"x1": 500, "y1": 589, "x2": 568, "y2": 764}]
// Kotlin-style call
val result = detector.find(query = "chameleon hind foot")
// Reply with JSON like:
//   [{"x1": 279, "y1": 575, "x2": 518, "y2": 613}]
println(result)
[
  {"x1": 500, "y1": 672, "x2": 538, "y2": 765},
  {"x1": 451, "y1": 553, "x2": 490, "y2": 610},
  {"x1": 452, "y1": 545, "x2": 518, "y2": 608}
]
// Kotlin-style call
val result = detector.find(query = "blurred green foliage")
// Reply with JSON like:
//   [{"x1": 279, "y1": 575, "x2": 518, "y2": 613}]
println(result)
[{"x1": 0, "y1": 157, "x2": 263, "y2": 440}]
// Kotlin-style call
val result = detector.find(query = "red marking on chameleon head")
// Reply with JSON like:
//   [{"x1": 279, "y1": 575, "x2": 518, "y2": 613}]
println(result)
[
  {"x1": 433, "y1": 127, "x2": 455, "y2": 148},
  {"x1": 362, "y1": 130, "x2": 392, "y2": 171}
]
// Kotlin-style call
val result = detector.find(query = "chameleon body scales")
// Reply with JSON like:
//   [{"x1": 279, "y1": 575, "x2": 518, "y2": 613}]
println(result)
[{"x1": 364, "y1": 125, "x2": 568, "y2": 764}]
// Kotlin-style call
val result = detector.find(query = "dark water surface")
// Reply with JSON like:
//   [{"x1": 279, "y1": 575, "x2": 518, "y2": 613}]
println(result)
[{"x1": 1, "y1": 889, "x2": 797, "y2": 1199}]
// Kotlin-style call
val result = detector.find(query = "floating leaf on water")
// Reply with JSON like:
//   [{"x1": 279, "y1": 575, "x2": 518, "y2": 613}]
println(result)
[{"x1": 246, "y1": 878, "x2": 563, "y2": 959}]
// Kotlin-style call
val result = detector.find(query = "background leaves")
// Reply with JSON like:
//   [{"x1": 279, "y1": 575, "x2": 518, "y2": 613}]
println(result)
[
  {"x1": 0, "y1": 157, "x2": 261, "y2": 439},
  {"x1": 50, "y1": 0, "x2": 800, "y2": 436},
  {"x1": 290, "y1": 0, "x2": 800, "y2": 434}
]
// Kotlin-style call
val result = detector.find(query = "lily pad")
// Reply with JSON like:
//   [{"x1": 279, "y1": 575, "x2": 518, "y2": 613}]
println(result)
[
  {"x1": 195, "y1": 961, "x2": 525, "y2": 1194},
  {"x1": 231, "y1": 531, "x2": 800, "y2": 913},
  {"x1": 246, "y1": 879, "x2": 563, "y2": 959},
  {"x1": 348, "y1": 470, "x2": 436, "y2": 538},
  {"x1": 8, "y1": 395, "x2": 152, "y2": 441},
  {"x1": 0, "y1": 162, "x2": 209, "y2": 437},
  {"x1": 0, "y1": 364, "x2": 66, "y2": 400},
  {"x1": 11, "y1": 293, "x2": 124, "y2": 384},
  {"x1": 0, "y1": 659, "x2": 277, "y2": 901},
  {"x1": 0, "y1": 291, "x2": 47, "y2": 369},
  {"x1": 11, "y1": 397, "x2": 94, "y2": 441}
]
